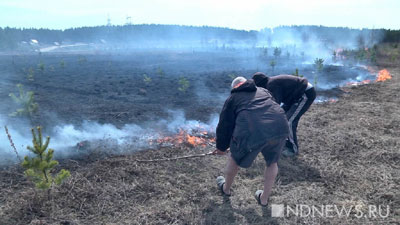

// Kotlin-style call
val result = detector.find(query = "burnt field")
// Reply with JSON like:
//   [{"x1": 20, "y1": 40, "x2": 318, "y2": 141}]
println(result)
[
  {"x1": 0, "y1": 48, "x2": 399, "y2": 224},
  {"x1": 0, "y1": 50, "x2": 377, "y2": 127},
  {"x1": 0, "y1": 50, "x2": 381, "y2": 160}
]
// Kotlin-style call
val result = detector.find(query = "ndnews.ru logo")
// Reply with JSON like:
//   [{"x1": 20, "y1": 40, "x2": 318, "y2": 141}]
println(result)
[{"x1": 271, "y1": 204, "x2": 390, "y2": 218}]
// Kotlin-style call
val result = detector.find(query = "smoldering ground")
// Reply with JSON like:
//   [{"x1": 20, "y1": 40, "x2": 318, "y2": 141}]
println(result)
[{"x1": 0, "y1": 26, "x2": 384, "y2": 166}]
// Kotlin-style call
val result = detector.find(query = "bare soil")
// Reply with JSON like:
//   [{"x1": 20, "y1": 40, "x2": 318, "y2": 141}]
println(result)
[{"x1": 0, "y1": 50, "x2": 399, "y2": 224}]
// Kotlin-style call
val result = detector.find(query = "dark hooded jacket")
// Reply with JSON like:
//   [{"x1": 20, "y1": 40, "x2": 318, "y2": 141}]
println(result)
[
  {"x1": 216, "y1": 80, "x2": 288, "y2": 155},
  {"x1": 252, "y1": 72, "x2": 308, "y2": 105}
]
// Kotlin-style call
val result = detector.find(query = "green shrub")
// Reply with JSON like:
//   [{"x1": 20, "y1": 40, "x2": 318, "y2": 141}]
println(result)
[{"x1": 22, "y1": 127, "x2": 70, "y2": 189}]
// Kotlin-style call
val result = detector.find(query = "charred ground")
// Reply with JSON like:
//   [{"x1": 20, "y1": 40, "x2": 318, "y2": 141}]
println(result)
[
  {"x1": 0, "y1": 50, "x2": 373, "y2": 128},
  {"x1": 0, "y1": 48, "x2": 399, "y2": 224}
]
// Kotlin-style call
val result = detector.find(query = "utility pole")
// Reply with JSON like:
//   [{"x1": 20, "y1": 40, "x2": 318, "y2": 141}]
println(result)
[
  {"x1": 125, "y1": 16, "x2": 132, "y2": 25},
  {"x1": 107, "y1": 14, "x2": 111, "y2": 26}
]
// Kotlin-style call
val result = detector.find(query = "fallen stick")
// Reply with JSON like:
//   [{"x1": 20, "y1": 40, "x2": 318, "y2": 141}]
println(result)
[
  {"x1": 4, "y1": 126, "x2": 22, "y2": 163},
  {"x1": 135, "y1": 152, "x2": 214, "y2": 162}
]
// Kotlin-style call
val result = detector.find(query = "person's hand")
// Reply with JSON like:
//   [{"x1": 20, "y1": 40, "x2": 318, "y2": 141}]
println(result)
[{"x1": 211, "y1": 149, "x2": 227, "y2": 155}]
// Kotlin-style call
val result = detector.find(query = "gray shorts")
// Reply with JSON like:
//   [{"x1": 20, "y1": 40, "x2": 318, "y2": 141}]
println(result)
[{"x1": 232, "y1": 135, "x2": 287, "y2": 168}]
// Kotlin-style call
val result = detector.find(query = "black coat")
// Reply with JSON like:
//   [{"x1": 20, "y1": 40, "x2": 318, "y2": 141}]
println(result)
[
  {"x1": 253, "y1": 73, "x2": 308, "y2": 105},
  {"x1": 216, "y1": 80, "x2": 288, "y2": 154}
]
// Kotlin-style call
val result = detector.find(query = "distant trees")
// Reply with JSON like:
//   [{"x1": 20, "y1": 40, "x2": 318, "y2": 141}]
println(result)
[
  {"x1": 357, "y1": 34, "x2": 365, "y2": 49},
  {"x1": 382, "y1": 29, "x2": 400, "y2": 43},
  {"x1": 1, "y1": 25, "x2": 399, "y2": 51},
  {"x1": 273, "y1": 47, "x2": 282, "y2": 58},
  {"x1": 0, "y1": 25, "x2": 259, "y2": 50}
]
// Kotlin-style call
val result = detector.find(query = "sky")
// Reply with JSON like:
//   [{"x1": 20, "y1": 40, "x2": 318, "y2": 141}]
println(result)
[{"x1": 0, "y1": 0, "x2": 399, "y2": 30}]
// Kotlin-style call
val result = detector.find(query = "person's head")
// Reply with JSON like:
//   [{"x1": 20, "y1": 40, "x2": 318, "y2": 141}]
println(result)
[
  {"x1": 231, "y1": 76, "x2": 247, "y2": 89},
  {"x1": 252, "y1": 72, "x2": 269, "y2": 87}
]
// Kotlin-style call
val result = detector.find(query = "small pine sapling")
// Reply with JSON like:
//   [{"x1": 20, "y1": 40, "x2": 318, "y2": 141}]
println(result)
[
  {"x1": 313, "y1": 58, "x2": 324, "y2": 90},
  {"x1": 301, "y1": 51, "x2": 305, "y2": 61},
  {"x1": 9, "y1": 84, "x2": 38, "y2": 120},
  {"x1": 262, "y1": 48, "x2": 268, "y2": 57},
  {"x1": 78, "y1": 56, "x2": 87, "y2": 65},
  {"x1": 270, "y1": 60, "x2": 276, "y2": 74},
  {"x1": 27, "y1": 67, "x2": 35, "y2": 81},
  {"x1": 314, "y1": 58, "x2": 324, "y2": 73},
  {"x1": 22, "y1": 127, "x2": 70, "y2": 189},
  {"x1": 332, "y1": 51, "x2": 337, "y2": 62},
  {"x1": 273, "y1": 47, "x2": 281, "y2": 58},
  {"x1": 293, "y1": 68, "x2": 303, "y2": 77},
  {"x1": 143, "y1": 74, "x2": 152, "y2": 85},
  {"x1": 38, "y1": 62, "x2": 45, "y2": 73},
  {"x1": 178, "y1": 76, "x2": 190, "y2": 92},
  {"x1": 157, "y1": 67, "x2": 165, "y2": 77},
  {"x1": 60, "y1": 59, "x2": 65, "y2": 69}
]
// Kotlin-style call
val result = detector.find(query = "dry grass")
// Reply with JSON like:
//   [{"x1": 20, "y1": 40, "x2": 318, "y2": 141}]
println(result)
[{"x1": 1, "y1": 67, "x2": 399, "y2": 224}]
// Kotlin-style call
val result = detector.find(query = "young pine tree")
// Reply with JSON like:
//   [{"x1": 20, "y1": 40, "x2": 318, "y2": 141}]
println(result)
[
  {"x1": 22, "y1": 127, "x2": 70, "y2": 189},
  {"x1": 9, "y1": 84, "x2": 38, "y2": 121},
  {"x1": 313, "y1": 58, "x2": 324, "y2": 89},
  {"x1": 270, "y1": 60, "x2": 276, "y2": 75},
  {"x1": 178, "y1": 76, "x2": 190, "y2": 92}
]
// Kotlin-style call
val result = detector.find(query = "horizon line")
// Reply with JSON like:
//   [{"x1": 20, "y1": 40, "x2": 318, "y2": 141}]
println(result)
[{"x1": 0, "y1": 23, "x2": 394, "y2": 32}]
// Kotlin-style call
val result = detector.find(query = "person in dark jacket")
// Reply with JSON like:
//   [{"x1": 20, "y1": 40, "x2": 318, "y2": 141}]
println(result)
[
  {"x1": 252, "y1": 72, "x2": 316, "y2": 156},
  {"x1": 213, "y1": 77, "x2": 288, "y2": 206}
]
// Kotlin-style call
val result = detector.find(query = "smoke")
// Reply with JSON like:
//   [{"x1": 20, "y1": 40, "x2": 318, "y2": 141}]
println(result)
[
  {"x1": 0, "y1": 25, "x2": 386, "y2": 166},
  {"x1": 0, "y1": 110, "x2": 219, "y2": 166},
  {"x1": 257, "y1": 26, "x2": 384, "y2": 61}
]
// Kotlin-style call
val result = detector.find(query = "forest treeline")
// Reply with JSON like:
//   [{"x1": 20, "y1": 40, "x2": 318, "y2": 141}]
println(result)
[{"x1": 0, "y1": 24, "x2": 398, "y2": 50}]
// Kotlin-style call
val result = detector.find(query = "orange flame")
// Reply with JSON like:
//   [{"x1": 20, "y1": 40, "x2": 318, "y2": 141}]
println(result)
[
  {"x1": 376, "y1": 69, "x2": 392, "y2": 82},
  {"x1": 346, "y1": 79, "x2": 371, "y2": 87},
  {"x1": 155, "y1": 129, "x2": 215, "y2": 148}
]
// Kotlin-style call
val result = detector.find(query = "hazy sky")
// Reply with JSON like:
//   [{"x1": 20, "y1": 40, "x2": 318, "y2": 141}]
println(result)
[{"x1": 0, "y1": 0, "x2": 399, "y2": 30}]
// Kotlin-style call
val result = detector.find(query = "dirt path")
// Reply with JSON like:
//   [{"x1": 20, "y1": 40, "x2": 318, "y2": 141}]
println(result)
[{"x1": 1, "y1": 67, "x2": 399, "y2": 224}]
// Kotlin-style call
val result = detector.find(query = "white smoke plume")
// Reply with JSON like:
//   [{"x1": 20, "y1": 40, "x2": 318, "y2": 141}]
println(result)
[{"x1": 0, "y1": 110, "x2": 219, "y2": 166}]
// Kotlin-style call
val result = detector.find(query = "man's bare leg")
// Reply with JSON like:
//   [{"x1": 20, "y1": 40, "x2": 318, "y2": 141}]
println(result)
[
  {"x1": 223, "y1": 156, "x2": 240, "y2": 194},
  {"x1": 260, "y1": 162, "x2": 278, "y2": 205}
]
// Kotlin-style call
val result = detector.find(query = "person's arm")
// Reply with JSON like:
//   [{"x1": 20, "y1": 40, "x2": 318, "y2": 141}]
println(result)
[{"x1": 216, "y1": 96, "x2": 236, "y2": 152}]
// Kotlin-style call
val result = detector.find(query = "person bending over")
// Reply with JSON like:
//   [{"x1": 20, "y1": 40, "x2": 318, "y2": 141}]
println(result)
[
  {"x1": 252, "y1": 72, "x2": 316, "y2": 156},
  {"x1": 213, "y1": 77, "x2": 288, "y2": 206}
]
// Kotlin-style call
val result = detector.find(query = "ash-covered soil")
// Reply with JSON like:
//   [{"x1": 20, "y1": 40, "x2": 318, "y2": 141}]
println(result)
[
  {"x1": 0, "y1": 52, "x2": 399, "y2": 224},
  {"x1": 0, "y1": 51, "x2": 373, "y2": 129}
]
